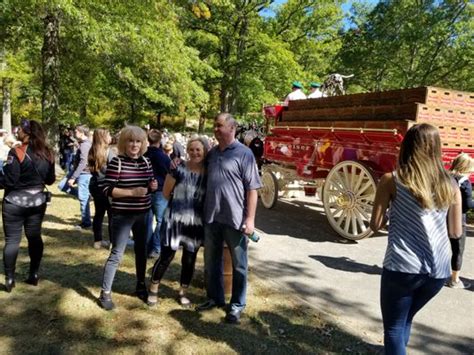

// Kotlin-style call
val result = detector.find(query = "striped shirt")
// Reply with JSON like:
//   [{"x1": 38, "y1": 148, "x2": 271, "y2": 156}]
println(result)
[
  {"x1": 102, "y1": 155, "x2": 153, "y2": 213},
  {"x1": 383, "y1": 173, "x2": 451, "y2": 279}
]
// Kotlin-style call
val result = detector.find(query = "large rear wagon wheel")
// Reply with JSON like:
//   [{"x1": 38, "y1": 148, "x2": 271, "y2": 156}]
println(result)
[
  {"x1": 323, "y1": 161, "x2": 377, "y2": 240},
  {"x1": 260, "y1": 170, "x2": 278, "y2": 209}
]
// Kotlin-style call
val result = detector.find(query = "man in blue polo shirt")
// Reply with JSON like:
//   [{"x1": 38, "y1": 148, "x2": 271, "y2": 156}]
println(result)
[{"x1": 196, "y1": 113, "x2": 261, "y2": 324}]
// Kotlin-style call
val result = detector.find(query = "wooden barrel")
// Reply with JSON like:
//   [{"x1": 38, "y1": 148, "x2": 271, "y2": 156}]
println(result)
[{"x1": 223, "y1": 244, "x2": 233, "y2": 296}]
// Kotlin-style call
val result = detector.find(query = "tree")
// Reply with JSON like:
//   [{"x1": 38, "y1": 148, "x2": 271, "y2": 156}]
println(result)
[
  {"x1": 270, "y1": 0, "x2": 346, "y2": 83},
  {"x1": 339, "y1": 0, "x2": 474, "y2": 91},
  {"x1": 178, "y1": 0, "x2": 304, "y2": 116}
]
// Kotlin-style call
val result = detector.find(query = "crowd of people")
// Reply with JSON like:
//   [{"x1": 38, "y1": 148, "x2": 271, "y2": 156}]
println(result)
[
  {"x1": 0, "y1": 115, "x2": 472, "y2": 349},
  {"x1": 0, "y1": 113, "x2": 261, "y2": 326}
]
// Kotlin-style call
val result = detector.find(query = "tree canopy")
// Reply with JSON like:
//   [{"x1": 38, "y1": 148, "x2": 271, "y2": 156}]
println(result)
[{"x1": 1, "y1": 0, "x2": 472, "y2": 133}]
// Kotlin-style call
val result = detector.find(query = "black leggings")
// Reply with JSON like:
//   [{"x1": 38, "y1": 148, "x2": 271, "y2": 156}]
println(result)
[
  {"x1": 91, "y1": 191, "x2": 113, "y2": 243},
  {"x1": 450, "y1": 221, "x2": 466, "y2": 271},
  {"x1": 150, "y1": 245, "x2": 198, "y2": 286},
  {"x1": 2, "y1": 201, "x2": 47, "y2": 278}
]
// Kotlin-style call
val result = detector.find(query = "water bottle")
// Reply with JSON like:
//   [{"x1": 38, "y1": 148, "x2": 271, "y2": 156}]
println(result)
[{"x1": 242, "y1": 225, "x2": 260, "y2": 243}]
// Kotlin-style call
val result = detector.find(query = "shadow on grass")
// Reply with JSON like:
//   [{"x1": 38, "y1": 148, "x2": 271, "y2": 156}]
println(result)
[
  {"x1": 0, "y1": 291, "x2": 147, "y2": 353},
  {"x1": 169, "y1": 306, "x2": 382, "y2": 354}
]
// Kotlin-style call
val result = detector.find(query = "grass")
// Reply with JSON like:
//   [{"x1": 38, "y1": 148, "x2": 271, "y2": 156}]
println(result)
[{"x1": 0, "y1": 182, "x2": 381, "y2": 354}]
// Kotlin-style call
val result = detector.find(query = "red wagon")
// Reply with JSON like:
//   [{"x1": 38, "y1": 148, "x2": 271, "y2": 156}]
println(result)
[{"x1": 260, "y1": 87, "x2": 474, "y2": 241}]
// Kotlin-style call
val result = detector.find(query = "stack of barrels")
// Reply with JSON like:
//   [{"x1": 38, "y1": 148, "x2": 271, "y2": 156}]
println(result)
[{"x1": 277, "y1": 86, "x2": 473, "y2": 150}]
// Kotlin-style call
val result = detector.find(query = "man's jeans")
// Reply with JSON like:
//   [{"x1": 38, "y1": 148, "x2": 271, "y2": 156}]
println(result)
[
  {"x1": 204, "y1": 222, "x2": 248, "y2": 312},
  {"x1": 380, "y1": 269, "x2": 445, "y2": 355},
  {"x1": 147, "y1": 191, "x2": 168, "y2": 254},
  {"x1": 59, "y1": 173, "x2": 92, "y2": 227}
]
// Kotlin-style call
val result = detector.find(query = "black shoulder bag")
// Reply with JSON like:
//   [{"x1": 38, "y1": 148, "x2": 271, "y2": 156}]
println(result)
[{"x1": 4, "y1": 153, "x2": 52, "y2": 207}]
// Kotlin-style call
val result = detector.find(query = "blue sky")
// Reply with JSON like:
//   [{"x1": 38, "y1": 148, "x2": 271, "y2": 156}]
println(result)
[{"x1": 260, "y1": 0, "x2": 378, "y2": 20}]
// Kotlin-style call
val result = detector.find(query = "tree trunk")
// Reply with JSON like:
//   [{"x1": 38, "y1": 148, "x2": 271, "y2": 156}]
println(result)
[
  {"x1": 2, "y1": 78, "x2": 12, "y2": 133},
  {"x1": 41, "y1": 9, "x2": 60, "y2": 145},
  {"x1": 198, "y1": 112, "x2": 205, "y2": 133},
  {"x1": 182, "y1": 115, "x2": 187, "y2": 131},
  {"x1": 156, "y1": 111, "x2": 162, "y2": 128},
  {"x1": 219, "y1": 84, "x2": 230, "y2": 113}
]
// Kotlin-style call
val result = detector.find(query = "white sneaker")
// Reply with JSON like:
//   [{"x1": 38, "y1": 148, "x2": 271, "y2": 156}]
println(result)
[{"x1": 447, "y1": 280, "x2": 471, "y2": 289}]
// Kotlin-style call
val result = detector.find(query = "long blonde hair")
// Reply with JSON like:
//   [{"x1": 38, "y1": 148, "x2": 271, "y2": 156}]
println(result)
[
  {"x1": 88, "y1": 128, "x2": 110, "y2": 173},
  {"x1": 450, "y1": 153, "x2": 474, "y2": 176},
  {"x1": 397, "y1": 123, "x2": 454, "y2": 210}
]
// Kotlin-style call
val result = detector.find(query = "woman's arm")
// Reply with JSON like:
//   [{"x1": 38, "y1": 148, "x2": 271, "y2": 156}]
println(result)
[
  {"x1": 45, "y1": 161, "x2": 56, "y2": 185},
  {"x1": 2, "y1": 150, "x2": 21, "y2": 187},
  {"x1": 162, "y1": 174, "x2": 176, "y2": 200},
  {"x1": 370, "y1": 173, "x2": 395, "y2": 233},
  {"x1": 448, "y1": 182, "x2": 463, "y2": 238}
]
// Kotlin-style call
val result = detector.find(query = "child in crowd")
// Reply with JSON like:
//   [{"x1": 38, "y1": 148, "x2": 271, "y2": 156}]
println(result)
[{"x1": 448, "y1": 153, "x2": 474, "y2": 289}]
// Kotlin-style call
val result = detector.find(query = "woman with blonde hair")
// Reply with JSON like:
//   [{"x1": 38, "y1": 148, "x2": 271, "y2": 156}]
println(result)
[
  {"x1": 147, "y1": 135, "x2": 208, "y2": 307},
  {"x1": 88, "y1": 128, "x2": 116, "y2": 249},
  {"x1": 370, "y1": 123, "x2": 462, "y2": 354},
  {"x1": 98, "y1": 126, "x2": 157, "y2": 310},
  {"x1": 447, "y1": 153, "x2": 474, "y2": 289}
]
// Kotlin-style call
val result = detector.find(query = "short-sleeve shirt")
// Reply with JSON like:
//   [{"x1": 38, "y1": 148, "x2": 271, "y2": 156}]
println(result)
[{"x1": 204, "y1": 140, "x2": 261, "y2": 230}]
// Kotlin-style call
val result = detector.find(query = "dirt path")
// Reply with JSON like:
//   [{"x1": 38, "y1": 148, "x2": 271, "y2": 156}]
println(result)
[{"x1": 251, "y1": 196, "x2": 474, "y2": 354}]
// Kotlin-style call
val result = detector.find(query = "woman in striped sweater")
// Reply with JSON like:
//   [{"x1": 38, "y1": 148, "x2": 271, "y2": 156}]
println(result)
[
  {"x1": 370, "y1": 123, "x2": 462, "y2": 355},
  {"x1": 98, "y1": 126, "x2": 157, "y2": 310}
]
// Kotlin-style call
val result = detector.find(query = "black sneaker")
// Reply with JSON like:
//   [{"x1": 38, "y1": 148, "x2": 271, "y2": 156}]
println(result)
[
  {"x1": 196, "y1": 299, "x2": 225, "y2": 312},
  {"x1": 99, "y1": 291, "x2": 115, "y2": 311}
]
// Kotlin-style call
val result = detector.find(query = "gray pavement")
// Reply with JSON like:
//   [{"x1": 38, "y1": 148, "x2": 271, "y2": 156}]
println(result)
[{"x1": 250, "y1": 195, "x2": 474, "y2": 354}]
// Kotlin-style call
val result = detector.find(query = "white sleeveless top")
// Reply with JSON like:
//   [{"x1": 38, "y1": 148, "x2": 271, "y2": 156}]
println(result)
[{"x1": 383, "y1": 173, "x2": 451, "y2": 279}]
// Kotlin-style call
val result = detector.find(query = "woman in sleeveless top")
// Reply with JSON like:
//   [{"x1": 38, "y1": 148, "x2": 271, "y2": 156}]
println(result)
[
  {"x1": 88, "y1": 128, "x2": 116, "y2": 249},
  {"x1": 370, "y1": 123, "x2": 462, "y2": 355},
  {"x1": 1, "y1": 120, "x2": 55, "y2": 292}
]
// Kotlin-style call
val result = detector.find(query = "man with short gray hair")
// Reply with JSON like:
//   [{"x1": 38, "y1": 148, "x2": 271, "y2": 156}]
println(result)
[{"x1": 196, "y1": 113, "x2": 261, "y2": 324}]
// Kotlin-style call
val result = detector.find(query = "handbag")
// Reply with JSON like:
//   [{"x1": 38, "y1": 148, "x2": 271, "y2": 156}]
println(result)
[
  {"x1": 4, "y1": 149, "x2": 51, "y2": 207},
  {"x1": 5, "y1": 187, "x2": 47, "y2": 207}
]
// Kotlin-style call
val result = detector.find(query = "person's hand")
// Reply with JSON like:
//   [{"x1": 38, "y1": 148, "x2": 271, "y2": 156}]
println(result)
[
  {"x1": 170, "y1": 158, "x2": 181, "y2": 170},
  {"x1": 67, "y1": 178, "x2": 75, "y2": 187},
  {"x1": 242, "y1": 219, "x2": 255, "y2": 235},
  {"x1": 131, "y1": 187, "x2": 148, "y2": 197},
  {"x1": 149, "y1": 178, "x2": 158, "y2": 192}
]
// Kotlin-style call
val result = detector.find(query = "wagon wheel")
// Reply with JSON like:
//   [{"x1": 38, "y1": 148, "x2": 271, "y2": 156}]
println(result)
[
  {"x1": 260, "y1": 170, "x2": 278, "y2": 209},
  {"x1": 323, "y1": 161, "x2": 377, "y2": 240}
]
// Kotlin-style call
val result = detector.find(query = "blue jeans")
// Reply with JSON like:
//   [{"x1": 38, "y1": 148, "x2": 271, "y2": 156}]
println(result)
[
  {"x1": 204, "y1": 222, "x2": 248, "y2": 312},
  {"x1": 147, "y1": 191, "x2": 168, "y2": 254},
  {"x1": 77, "y1": 174, "x2": 92, "y2": 227},
  {"x1": 380, "y1": 269, "x2": 446, "y2": 355},
  {"x1": 101, "y1": 211, "x2": 150, "y2": 292},
  {"x1": 59, "y1": 173, "x2": 92, "y2": 227}
]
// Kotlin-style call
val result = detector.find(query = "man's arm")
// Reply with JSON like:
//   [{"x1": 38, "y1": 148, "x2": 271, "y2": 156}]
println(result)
[
  {"x1": 68, "y1": 141, "x2": 90, "y2": 185},
  {"x1": 243, "y1": 189, "x2": 258, "y2": 235}
]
